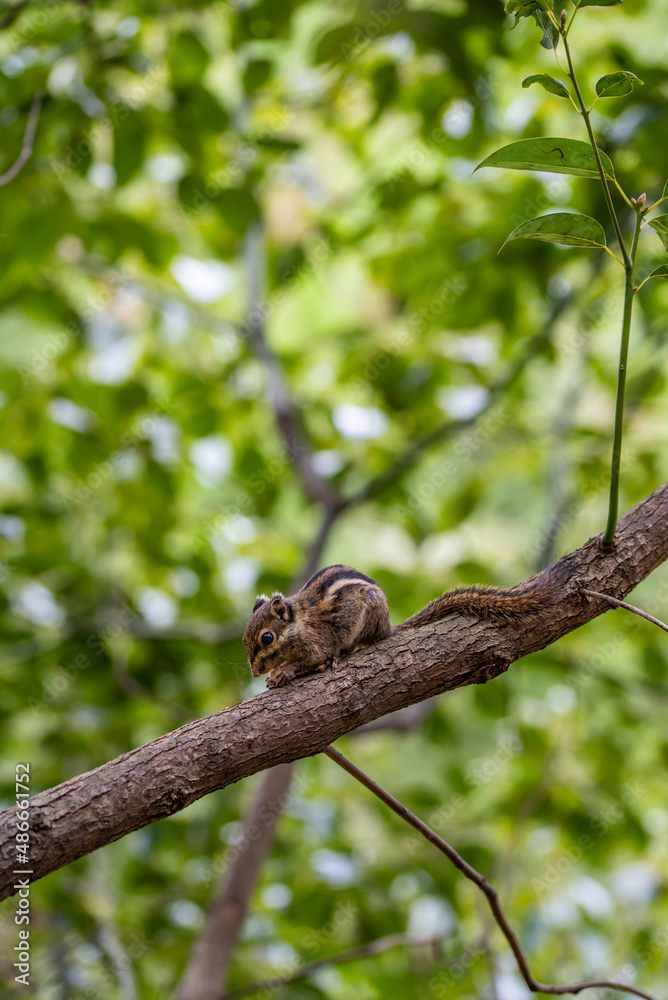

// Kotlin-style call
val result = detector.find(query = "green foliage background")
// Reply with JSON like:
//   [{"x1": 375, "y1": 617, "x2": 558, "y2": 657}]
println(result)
[{"x1": 0, "y1": 0, "x2": 667, "y2": 996}]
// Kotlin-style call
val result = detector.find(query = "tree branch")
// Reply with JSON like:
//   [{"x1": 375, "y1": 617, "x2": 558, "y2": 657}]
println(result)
[
  {"x1": 1, "y1": 480, "x2": 667, "y2": 900},
  {"x1": 222, "y1": 931, "x2": 449, "y2": 1000},
  {"x1": 324, "y1": 746, "x2": 658, "y2": 1000},
  {"x1": 0, "y1": 92, "x2": 43, "y2": 187}
]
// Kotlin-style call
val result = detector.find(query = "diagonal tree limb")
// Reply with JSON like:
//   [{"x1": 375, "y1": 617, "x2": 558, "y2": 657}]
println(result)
[
  {"x1": 0, "y1": 91, "x2": 43, "y2": 187},
  {"x1": 324, "y1": 746, "x2": 658, "y2": 1000},
  {"x1": 1, "y1": 480, "x2": 667, "y2": 902}
]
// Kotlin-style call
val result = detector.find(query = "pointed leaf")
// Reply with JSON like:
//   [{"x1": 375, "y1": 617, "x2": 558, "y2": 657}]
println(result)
[
  {"x1": 663, "y1": 180, "x2": 668, "y2": 200},
  {"x1": 522, "y1": 74, "x2": 570, "y2": 98},
  {"x1": 501, "y1": 213, "x2": 607, "y2": 250},
  {"x1": 648, "y1": 215, "x2": 668, "y2": 252},
  {"x1": 576, "y1": 0, "x2": 622, "y2": 6},
  {"x1": 535, "y1": 9, "x2": 559, "y2": 48},
  {"x1": 476, "y1": 137, "x2": 615, "y2": 180},
  {"x1": 595, "y1": 71, "x2": 643, "y2": 98},
  {"x1": 504, "y1": 0, "x2": 559, "y2": 46},
  {"x1": 644, "y1": 264, "x2": 668, "y2": 282},
  {"x1": 504, "y1": 0, "x2": 552, "y2": 17}
]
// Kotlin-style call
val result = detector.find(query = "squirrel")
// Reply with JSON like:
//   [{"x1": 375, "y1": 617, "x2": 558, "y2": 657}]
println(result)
[{"x1": 243, "y1": 563, "x2": 565, "y2": 688}]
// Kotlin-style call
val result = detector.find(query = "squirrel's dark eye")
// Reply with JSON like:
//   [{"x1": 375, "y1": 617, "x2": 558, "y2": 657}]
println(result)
[{"x1": 261, "y1": 632, "x2": 274, "y2": 646}]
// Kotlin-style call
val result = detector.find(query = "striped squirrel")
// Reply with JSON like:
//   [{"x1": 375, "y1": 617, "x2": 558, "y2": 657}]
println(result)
[{"x1": 243, "y1": 563, "x2": 562, "y2": 688}]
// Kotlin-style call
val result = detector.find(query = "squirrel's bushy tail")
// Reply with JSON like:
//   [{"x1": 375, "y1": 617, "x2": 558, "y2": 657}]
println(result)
[{"x1": 395, "y1": 564, "x2": 567, "y2": 631}]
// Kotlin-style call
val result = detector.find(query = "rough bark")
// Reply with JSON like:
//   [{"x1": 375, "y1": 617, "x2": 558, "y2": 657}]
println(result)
[{"x1": 1, "y1": 481, "x2": 667, "y2": 901}]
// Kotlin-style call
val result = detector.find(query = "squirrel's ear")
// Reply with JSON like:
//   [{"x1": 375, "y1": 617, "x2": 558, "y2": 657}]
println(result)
[
  {"x1": 270, "y1": 596, "x2": 290, "y2": 621},
  {"x1": 252, "y1": 594, "x2": 269, "y2": 612}
]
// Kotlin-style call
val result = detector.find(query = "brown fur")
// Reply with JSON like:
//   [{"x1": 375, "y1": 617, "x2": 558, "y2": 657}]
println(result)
[{"x1": 243, "y1": 562, "x2": 566, "y2": 687}]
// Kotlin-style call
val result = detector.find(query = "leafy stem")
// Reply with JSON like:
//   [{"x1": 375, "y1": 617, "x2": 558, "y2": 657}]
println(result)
[
  {"x1": 557, "y1": 18, "x2": 640, "y2": 542},
  {"x1": 559, "y1": 29, "x2": 631, "y2": 268}
]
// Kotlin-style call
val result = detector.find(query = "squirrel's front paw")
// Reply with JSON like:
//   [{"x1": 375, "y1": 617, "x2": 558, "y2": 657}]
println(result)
[{"x1": 266, "y1": 665, "x2": 294, "y2": 688}]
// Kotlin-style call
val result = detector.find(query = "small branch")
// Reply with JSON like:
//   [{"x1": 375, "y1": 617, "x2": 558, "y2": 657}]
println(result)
[
  {"x1": 581, "y1": 589, "x2": 668, "y2": 635},
  {"x1": 222, "y1": 932, "x2": 448, "y2": 1000},
  {"x1": 324, "y1": 746, "x2": 658, "y2": 1000},
  {"x1": 0, "y1": 91, "x2": 43, "y2": 187}
]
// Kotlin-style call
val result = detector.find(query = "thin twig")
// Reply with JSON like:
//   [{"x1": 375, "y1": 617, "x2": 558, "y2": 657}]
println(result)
[
  {"x1": 222, "y1": 932, "x2": 448, "y2": 1000},
  {"x1": 324, "y1": 746, "x2": 658, "y2": 1000},
  {"x1": 0, "y1": 91, "x2": 43, "y2": 186},
  {"x1": 581, "y1": 590, "x2": 668, "y2": 635}
]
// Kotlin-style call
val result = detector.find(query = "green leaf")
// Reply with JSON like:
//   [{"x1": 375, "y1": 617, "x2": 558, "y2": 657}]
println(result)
[
  {"x1": 644, "y1": 264, "x2": 668, "y2": 281},
  {"x1": 476, "y1": 137, "x2": 615, "y2": 180},
  {"x1": 576, "y1": 0, "x2": 622, "y2": 7},
  {"x1": 663, "y1": 180, "x2": 668, "y2": 200},
  {"x1": 504, "y1": 0, "x2": 559, "y2": 47},
  {"x1": 501, "y1": 213, "x2": 607, "y2": 250},
  {"x1": 595, "y1": 71, "x2": 643, "y2": 98},
  {"x1": 535, "y1": 9, "x2": 559, "y2": 48},
  {"x1": 522, "y1": 74, "x2": 570, "y2": 98},
  {"x1": 647, "y1": 215, "x2": 668, "y2": 251}
]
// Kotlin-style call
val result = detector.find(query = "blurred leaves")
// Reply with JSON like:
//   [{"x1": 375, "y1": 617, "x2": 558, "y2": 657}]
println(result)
[{"x1": 0, "y1": 0, "x2": 667, "y2": 997}]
